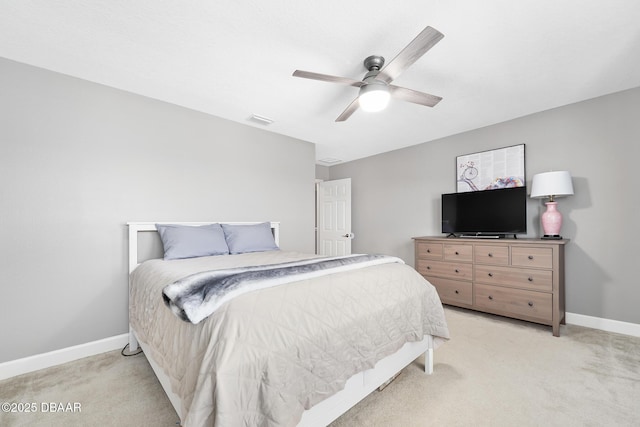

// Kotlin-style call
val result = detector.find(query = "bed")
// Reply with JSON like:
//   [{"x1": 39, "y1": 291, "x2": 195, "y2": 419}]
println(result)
[{"x1": 127, "y1": 221, "x2": 449, "y2": 426}]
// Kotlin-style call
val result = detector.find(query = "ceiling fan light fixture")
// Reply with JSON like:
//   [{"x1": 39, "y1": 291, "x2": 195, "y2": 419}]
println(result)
[
  {"x1": 358, "y1": 82, "x2": 390, "y2": 112},
  {"x1": 292, "y1": 26, "x2": 444, "y2": 121}
]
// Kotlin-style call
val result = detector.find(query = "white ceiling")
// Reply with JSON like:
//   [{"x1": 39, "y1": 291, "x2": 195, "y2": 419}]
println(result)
[{"x1": 2, "y1": 1, "x2": 640, "y2": 165}]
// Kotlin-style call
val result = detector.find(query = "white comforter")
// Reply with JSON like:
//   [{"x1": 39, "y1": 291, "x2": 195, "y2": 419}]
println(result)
[{"x1": 129, "y1": 250, "x2": 449, "y2": 426}]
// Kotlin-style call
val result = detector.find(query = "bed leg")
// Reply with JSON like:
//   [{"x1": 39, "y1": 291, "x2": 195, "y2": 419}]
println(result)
[
  {"x1": 129, "y1": 328, "x2": 139, "y2": 352},
  {"x1": 424, "y1": 335, "x2": 434, "y2": 375}
]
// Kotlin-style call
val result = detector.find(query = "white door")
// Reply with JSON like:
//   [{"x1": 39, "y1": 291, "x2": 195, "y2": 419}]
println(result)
[{"x1": 317, "y1": 178, "x2": 353, "y2": 256}]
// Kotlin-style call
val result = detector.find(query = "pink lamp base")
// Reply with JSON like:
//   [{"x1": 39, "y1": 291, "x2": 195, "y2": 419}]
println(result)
[{"x1": 541, "y1": 201, "x2": 563, "y2": 239}]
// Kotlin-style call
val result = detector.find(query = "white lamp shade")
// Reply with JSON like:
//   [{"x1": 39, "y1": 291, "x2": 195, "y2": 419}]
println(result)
[
  {"x1": 359, "y1": 82, "x2": 390, "y2": 112},
  {"x1": 530, "y1": 171, "x2": 574, "y2": 199}
]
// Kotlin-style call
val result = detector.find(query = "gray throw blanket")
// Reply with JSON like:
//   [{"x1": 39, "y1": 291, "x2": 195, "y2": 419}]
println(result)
[{"x1": 162, "y1": 254, "x2": 403, "y2": 324}]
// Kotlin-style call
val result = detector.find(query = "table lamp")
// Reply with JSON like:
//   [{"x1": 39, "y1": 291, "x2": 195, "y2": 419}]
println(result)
[{"x1": 530, "y1": 171, "x2": 574, "y2": 239}]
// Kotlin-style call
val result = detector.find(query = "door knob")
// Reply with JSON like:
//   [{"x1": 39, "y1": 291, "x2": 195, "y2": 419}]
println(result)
[{"x1": 343, "y1": 232, "x2": 355, "y2": 239}]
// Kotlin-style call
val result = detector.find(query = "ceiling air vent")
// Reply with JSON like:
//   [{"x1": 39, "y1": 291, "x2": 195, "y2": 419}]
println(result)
[
  {"x1": 318, "y1": 158, "x2": 342, "y2": 165},
  {"x1": 247, "y1": 114, "x2": 274, "y2": 125}
]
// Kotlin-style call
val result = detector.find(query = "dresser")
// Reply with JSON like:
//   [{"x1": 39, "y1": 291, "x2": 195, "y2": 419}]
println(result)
[{"x1": 412, "y1": 236, "x2": 567, "y2": 336}]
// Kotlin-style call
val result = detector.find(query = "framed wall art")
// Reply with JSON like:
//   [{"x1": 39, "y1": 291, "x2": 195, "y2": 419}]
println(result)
[{"x1": 456, "y1": 144, "x2": 525, "y2": 192}]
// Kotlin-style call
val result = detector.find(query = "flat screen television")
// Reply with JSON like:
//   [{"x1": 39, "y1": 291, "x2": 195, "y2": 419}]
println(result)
[{"x1": 441, "y1": 186, "x2": 527, "y2": 237}]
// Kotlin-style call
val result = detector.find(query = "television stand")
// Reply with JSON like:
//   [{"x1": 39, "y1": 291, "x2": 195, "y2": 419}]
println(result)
[{"x1": 412, "y1": 236, "x2": 567, "y2": 336}]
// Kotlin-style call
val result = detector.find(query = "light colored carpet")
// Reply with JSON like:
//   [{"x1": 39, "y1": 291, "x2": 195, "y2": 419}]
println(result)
[{"x1": 2, "y1": 307, "x2": 639, "y2": 426}]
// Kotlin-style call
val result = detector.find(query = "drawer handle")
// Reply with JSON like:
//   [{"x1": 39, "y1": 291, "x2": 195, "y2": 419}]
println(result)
[
  {"x1": 528, "y1": 277, "x2": 533, "y2": 282},
  {"x1": 455, "y1": 251, "x2": 459, "y2": 255},
  {"x1": 426, "y1": 266, "x2": 431, "y2": 270},
  {"x1": 488, "y1": 295, "x2": 493, "y2": 300},
  {"x1": 454, "y1": 269, "x2": 460, "y2": 273},
  {"x1": 488, "y1": 273, "x2": 493, "y2": 277},
  {"x1": 455, "y1": 290, "x2": 459, "y2": 294},
  {"x1": 427, "y1": 249, "x2": 431, "y2": 253},
  {"x1": 528, "y1": 255, "x2": 534, "y2": 260},
  {"x1": 488, "y1": 253, "x2": 493, "y2": 257},
  {"x1": 528, "y1": 302, "x2": 534, "y2": 307}
]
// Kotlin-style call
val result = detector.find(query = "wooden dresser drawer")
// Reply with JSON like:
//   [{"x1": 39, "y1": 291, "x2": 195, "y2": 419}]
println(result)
[
  {"x1": 512, "y1": 246, "x2": 553, "y2": 269},
  {"x1": 444, "y1": 244, "x2": 473, "y2": 262},
  {"x1": 416, "y1": 241, "x2": 443, "y2": 260},
  {"x1": 417, "y1": 259, "x2": 473, "y2": 281},
  {"x1": 427, "y1": 277, "x2": 473, "y2": 306},
  {"x1": 475, "y1": 284, "x2": 552, "y2": 324},
  {"x1": 474, "y1": 265, "x2": 553, "y2": 291},
  {"x1": 474, "y1": 245, "x2": 509, "y2": 265}
]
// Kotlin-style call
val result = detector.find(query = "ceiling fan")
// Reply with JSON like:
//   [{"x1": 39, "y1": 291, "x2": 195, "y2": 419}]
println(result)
[{"x1": 292, "y1": 26, "x2": 444, "y2": 122}]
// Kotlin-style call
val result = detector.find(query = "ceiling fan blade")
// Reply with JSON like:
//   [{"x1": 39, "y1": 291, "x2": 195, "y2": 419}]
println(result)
[
  {"x1": 376, "y1": 26, "x2": 444, "y2": 84},
  {"x1": 335, "y1": 97, "x2": 360, "y2": 122},
  {"x1": 292, "y1": 70, "x2": 364, "y2": 87},
  {"x1": 389, "y1": 85, "x2": 442, "y2": 107}
]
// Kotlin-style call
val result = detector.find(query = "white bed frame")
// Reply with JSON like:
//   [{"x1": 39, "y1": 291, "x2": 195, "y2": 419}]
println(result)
[{"x1": 127, "y1": 221, "x2": 434, "y2": 427}]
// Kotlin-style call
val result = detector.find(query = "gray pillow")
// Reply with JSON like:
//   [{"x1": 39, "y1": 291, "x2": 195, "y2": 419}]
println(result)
[
  {"x1": 156, "y1": 223, "x2": 229, "y2": 260},
  {"x1": 221, "y1": 222, "x2": 279, "y2": 254}
]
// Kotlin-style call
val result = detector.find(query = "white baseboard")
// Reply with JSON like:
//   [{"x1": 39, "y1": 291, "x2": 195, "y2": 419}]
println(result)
[
  {"x1": 566, "y1": 312, "x2": 640, "y2": 337},
  {"x1": 2, "y1": 313, "x2": 639, "y2": 382},
  {"x1": 0, "y1": 333, "x2": 129, "y2": 381}
]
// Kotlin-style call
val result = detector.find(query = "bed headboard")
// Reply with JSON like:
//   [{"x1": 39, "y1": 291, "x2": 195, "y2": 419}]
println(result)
[{"x1": 127, "y1": 221, "x2": 280, "y2": 274}]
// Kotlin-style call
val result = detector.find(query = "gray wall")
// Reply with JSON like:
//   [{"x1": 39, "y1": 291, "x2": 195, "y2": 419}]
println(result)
[
  {"x1": 328, "y1": 87, "x2": 640, "y2": 325},
  {"x1": 315, "y1": 165, "x2": 330, "y2": 181},
  {"x1": 0, "y1": 58, "x2": 316, "y2": 363}
]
